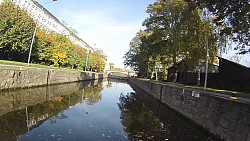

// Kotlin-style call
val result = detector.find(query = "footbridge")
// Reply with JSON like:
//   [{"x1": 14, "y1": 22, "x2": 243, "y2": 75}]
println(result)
[{"x1": 106, "y1": 69, "x2": 137, "y2": 77}]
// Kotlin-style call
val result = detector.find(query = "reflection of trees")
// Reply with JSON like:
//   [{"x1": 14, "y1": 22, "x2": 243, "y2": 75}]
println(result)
[
  {"x1": 83, "y1": 85, "x2": 103, "y2": 105},
  {"x1": 118, "y1": 92, "x2": 168, "y2": 140},
  {"x1": 0, "y1": 110, "x2": 27, "y2": 141},
  {"x1": 126, "y1": 82, "x2": 221, "y2": 141},
  {"x1": 0, "y1": 83, "x2": 104, "y2": 141}
]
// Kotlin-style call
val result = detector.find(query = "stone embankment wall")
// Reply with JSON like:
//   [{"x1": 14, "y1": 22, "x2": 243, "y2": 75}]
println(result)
[
  {"x1": 0, "y1": 80, "x2": 103, "y2": 116},
  {"x1": 128, "y1": 77, "x2": 250, "y2": 141},
  {"x1": 0, "y1": 65, "x2": 106, "y2": 90}
]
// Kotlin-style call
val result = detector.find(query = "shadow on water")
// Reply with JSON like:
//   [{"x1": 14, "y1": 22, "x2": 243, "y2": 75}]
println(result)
[
  {"x1": 0, "y1": 79, "x2": 106, "y2": 141},
  {"x1": 119, "y1": 82, "x2": 223, "y2": 141}
]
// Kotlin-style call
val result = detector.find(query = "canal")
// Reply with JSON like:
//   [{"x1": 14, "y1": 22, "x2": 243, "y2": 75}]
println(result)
[{"x1": 0, "y1": 78, "x2": 221, "y2": 141}]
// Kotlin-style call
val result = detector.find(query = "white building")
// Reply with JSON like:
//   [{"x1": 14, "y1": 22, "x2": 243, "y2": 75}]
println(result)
[{"x1": 1, "y1": 0, "x2": 93, "y2": 52}]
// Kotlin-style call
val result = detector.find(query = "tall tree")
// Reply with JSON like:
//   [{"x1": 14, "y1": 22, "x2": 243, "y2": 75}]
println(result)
[
  {"x1": 125, "y1": 0, "x2": 219, "y2": 80},
  {"x1": 0, "y1": 1, "x2": 35, "y2": 61},
  {"x1": 124, "y1": 30, "x2": 150, "y2": 77},
  {"x1": 89, "y1": 49, "x2": 107, "y2": 72},
  {"x1": 185, "y1": 0, "x2": 250, "y2": 54},
  {"x1": 144, "y1": 0, "x2": 189, "y2": 65}
]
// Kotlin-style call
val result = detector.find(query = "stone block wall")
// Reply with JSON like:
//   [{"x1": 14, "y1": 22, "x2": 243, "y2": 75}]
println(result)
[
  {"x1": 0, "y1": 65, "x2": 107, "y2": 90},
  {"x1": 0, "y1": 79, "x2": 103, "y2": 116},
  {"x1": 128, "y1": 78, "x2": 162, "y2": 99},
  {"x1": 128, "y1": 77, "x2": 250, "y2": 141}
]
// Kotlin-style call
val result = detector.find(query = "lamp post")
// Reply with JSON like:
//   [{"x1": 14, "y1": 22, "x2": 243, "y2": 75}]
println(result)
[
  {"x1": 84, "y1": 50, "x2": 89, "y2": 71},
  {"x1": 27, "y1": 0, "x2": 57, "y2": 66},
  {"x1": 203, "y1": 8, "x2": 209, "y2": 90},
  {"x1": 84, "y1": 44, "x2": 95, "y2": 71},
  {"x1": 27, "y1": 25, "x2": 37, "y2": 66}
]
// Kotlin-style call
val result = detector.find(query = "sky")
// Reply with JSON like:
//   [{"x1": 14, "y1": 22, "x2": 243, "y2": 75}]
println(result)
[
  {"x1": 36, "y1": 0, "x2": 249, "y2": 68},
  {"x1": 37, "y1": 0, "x2": 156, "y2": 69}
]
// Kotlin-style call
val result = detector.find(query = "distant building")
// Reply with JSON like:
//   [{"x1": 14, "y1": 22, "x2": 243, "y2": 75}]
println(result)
[{"x1": 1, "y1": 0, "x2": 93, "y2": 52}]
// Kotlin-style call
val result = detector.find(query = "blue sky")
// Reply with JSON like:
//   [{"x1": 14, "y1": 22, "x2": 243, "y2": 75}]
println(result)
[
  {"x1": 37, "y1": 0, "x2": 249, "y2": 68},
  {"x1": 37, "y1": 0, "x2": 156, "y2": 68}
]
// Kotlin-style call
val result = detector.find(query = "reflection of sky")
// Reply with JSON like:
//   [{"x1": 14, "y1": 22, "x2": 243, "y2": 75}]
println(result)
[
  {"x1": 9, "y1": 80, "x2": 220, "y2": 141},
  {"x1": 19, "y1": 82, "x2": 133, "y2": 141}
]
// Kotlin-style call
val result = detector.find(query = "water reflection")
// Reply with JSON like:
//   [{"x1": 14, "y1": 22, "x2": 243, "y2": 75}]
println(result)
[
  {"x1": 119, "y1": 82, "x2": 222, "y2": 141},
  {"x1": 0, "y1": 80, "x2": 105, "y2": 141},
  {"x1": 0, "y1": 79, "x2": 221, "y2": 141}
]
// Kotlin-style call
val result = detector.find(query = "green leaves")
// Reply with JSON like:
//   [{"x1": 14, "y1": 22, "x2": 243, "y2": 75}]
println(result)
[
  {"x1": 185, "y1": 0, "x2": 250, "y2": 54},
  {"x1": 0, "y1": 1, "x2": 35, "y2": 61},
  {"x1": 0, "y1": 1, "x2": 106, "y2": 71},
  {"x1": 124, "y1": 0, "x2": 219, "y2": 78}
]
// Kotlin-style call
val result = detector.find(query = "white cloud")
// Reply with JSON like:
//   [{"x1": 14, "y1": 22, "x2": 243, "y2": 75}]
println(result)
[
  {"x1": 60, "y1": 8, "x2": 145, "y2": 68},
  {"x1": 78, "y1": 20, "x2": 143, "y2": 68},
  {"x1": 42, "y1": 0, "x2": 152, "y2": 68}
]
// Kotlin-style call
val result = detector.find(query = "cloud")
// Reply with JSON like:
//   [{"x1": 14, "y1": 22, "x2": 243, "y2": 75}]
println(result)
[
  {"x1": 78, "y1": 20, "x2": 143, "y2": 68},
  {"x1": 60, "y1": 6, "x2": 145, "y2": 68},
  {"x1": 42, "y1": 0, "x2": 152, "y2": 68}
]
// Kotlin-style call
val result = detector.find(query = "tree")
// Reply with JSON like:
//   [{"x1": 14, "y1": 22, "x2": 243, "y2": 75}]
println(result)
[
  {"x1": 124, "y1": 30, "x2": 151, "y2": 77},
  {"x1": 33, "y1": 28, "x2": 53, "y2": 65},
  {"x1": 34, "y1": 29, "x2": 69, "y2": 67},
  {"x1": 0, "y1": 0, "x2": 101, "y2": 70},
  {"x1": 0, "y1": 1, "x2": 35, "y2": 61},
  {"x1": 125, "y1": 0, "x2": 219, "y2": 81},
  {"x1": 89, "y1": 49, "x2": 107, "y2": 72},
  {"x1": 185, "y1": 0, "x2": 250, "y2": 54}
]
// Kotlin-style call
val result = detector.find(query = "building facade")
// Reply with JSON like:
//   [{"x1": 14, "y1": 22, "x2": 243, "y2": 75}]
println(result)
[{"x1": 1, "y1": 0, "x2": 93, "y2": 51}]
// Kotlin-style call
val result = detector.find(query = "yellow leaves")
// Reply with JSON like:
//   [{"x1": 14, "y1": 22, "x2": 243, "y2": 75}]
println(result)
[
  {"x1": 88, "y1": 49, "x2": 107, "y2": 71},
  {"x1": 153, "y1": 4, "x2": 163, "y2": 10}
]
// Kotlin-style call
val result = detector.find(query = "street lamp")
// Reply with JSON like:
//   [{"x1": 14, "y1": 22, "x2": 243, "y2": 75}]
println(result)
[
  {"x1": 27, "y1": 25, "x2": 37, "y2": 66},
  {"x1": 84, "y1": 44, "x2": 96, "y2": 71},
  {"x1": 27, "y1": 0, "x2": 57, "y2": 66},
  {"x1": 203, "y1": 8, "x2": 209, "y2": 90},
  {"x1": 84, "y1": 50, "x2": 89, "y2": 71}
]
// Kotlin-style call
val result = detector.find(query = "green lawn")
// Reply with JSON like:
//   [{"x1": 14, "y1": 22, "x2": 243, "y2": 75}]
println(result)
[
  {"x1": 158, "y1": 79, "x2": 250, "y2": 98},
  {"x1": 0, "y1": 60, "x2": 54, "y2": 68},
  {"x1": 0, "y1": 60, "x2": 83, "y2": 72},
  {"x1": 185, "y1": 85, "x2": 250, "y2": 98}
]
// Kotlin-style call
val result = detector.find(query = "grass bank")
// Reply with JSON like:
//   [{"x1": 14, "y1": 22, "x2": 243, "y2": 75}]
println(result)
[
  {"x1": 0, "y1": 60, "x2": 84, "y2": 72},
  {"x1": 156, "y1": 80, "x2": 250, "y2": 98}
]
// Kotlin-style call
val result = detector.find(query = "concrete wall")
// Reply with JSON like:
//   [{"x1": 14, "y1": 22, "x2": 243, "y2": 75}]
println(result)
[
  {"x1": 0, "y1": 65, "x2": 107, "y2": 90},
  {"x1": 128, "y1": 77, "x2": 250, "y2": 141},
  {"x1": 0, "y1": 79, "x2": 104, "y2": 116}
]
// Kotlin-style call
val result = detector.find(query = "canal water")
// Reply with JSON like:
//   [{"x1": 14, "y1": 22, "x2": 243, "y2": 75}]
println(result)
[{"x1": 0, "y1": 79, "x2": 221, "y2": 141}]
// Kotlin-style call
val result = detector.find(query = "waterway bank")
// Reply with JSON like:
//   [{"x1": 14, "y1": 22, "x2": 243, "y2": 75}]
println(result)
[
  {"x1": 128, "y1": 77, "x2": 250, "y2": 141},
  {"x1": 0, "y1": 79, "x2": 220, "y2": 141},
  {"x1": 0, "y1": 64, "x2": 107, "y2": 91}
]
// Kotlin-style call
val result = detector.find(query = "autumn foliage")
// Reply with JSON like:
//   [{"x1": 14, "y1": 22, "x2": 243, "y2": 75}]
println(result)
[{"x1": 0, "y1": 1, "x2": 106, "y2": 72}]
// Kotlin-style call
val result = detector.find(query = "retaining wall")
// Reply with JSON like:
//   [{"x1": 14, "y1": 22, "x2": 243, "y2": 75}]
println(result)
[
  {"x1": 0, "y1": 65, "x2": 107, "y2": 90},
  {"x1": 0, "y1": 79, "x2": 104, "y2": 116},
  {"x1": 128, "y1": 77, "x2": 250, "y2": 141}
]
